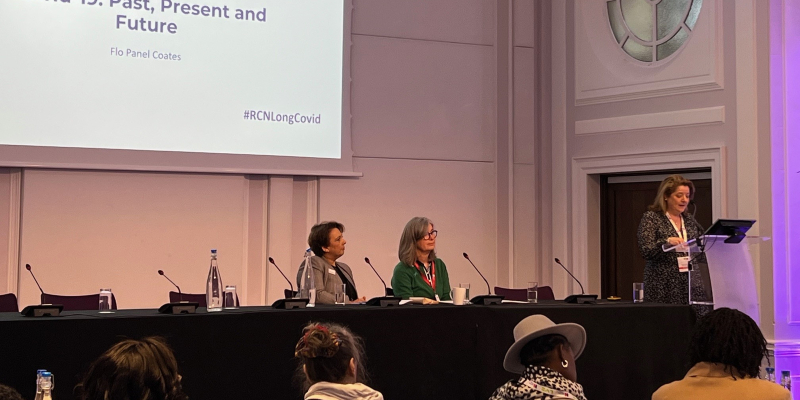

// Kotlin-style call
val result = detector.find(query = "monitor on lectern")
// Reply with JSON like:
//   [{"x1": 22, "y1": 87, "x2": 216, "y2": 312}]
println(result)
[{"x1": 703, "y1": 219, "x2": 756, "y2": 243}]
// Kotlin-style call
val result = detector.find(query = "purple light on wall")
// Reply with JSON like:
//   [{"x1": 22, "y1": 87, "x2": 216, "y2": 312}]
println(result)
[{"x1": 772, "y1": 0, "x2": 800, "y2": 396}]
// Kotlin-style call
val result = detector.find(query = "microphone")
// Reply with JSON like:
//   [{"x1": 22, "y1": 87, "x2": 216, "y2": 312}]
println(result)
[
  {"x1": 364, "y1": 257, "x2": 388, "y2": 295},
  {"x1": 26, "y1": 264, "x2": 46, "y2": 303},
  {"x1": 158, "y1": 270, "x2": 182, "y2": 301},
  {"x1": 268, "y1": 257, "x2": 310, "y2": 310},
  {"x1": 462, "y1": 253, "x2": 503, "y2": 305},
  {"x1": 554, "y1": 258, "x2": 597, "y2": 304},
  {"x1": 268, "y1": 257, "x2": 294, "y2": 294}
]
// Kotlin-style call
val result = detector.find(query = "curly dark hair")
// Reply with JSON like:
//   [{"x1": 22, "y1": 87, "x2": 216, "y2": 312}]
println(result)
[
  {"x1": 0, "y1": 384, "x2": 24, "y2": 400},
  {"x1": 294, "y1": 322, "x2": 367, "y2": 391},
  {"x1": 307, "y1": 221, "x2": 345, "y2": 257},
  {"x1": 689, "y1": 308, "x2": 767, "y2": 379},
  {"x1": 75, "y1": 337, "x2": 188, "y2": 400},
  {"x1": 519, "y1": 334, "x2": 570, "y2": 367}
]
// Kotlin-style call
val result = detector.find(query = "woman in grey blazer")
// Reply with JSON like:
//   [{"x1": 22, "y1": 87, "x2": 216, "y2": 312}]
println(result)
[{"x1": 296, "y1": 221, "x2": 366, "y2": 304}]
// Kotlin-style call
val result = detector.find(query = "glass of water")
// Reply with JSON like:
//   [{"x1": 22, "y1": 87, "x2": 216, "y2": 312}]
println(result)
[
  {"x1": 459, "y1": 283, "x2": 470, "y2": 301},
  {"x1": 527, "y1": 282, "x2": 538, "y2": 303},
  {"x1": 223, "y1": 285, "x2": 239, "y2": 309},
  {"x1": 335, "y1": 283, "x2": 346, "y2": 305},
  {"x1": 633, "y1": 282, "x2": 644, "y2": 303},
  {"x1": 99, "y1": 289, "x2": 113, "y2": 313}
]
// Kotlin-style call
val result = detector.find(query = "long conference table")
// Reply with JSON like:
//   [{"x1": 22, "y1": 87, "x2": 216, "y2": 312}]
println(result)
[{"x1": 0, "y1": 301, "x2": 695, "y2": 400}]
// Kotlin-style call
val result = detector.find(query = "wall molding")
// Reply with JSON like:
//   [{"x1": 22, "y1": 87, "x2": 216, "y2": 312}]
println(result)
[
  {"x1": 575, "y1": 106, "x2": 725, "y2": 136},
  {"x1": 6, "y1": 170, "x2": 21, "y2": 295},
  {"x1": 574, "y1": 0, "x2": 724, "y2": 105},
  {"x1": 570, "y1": 147, "x2": 726, "y2": 295}
]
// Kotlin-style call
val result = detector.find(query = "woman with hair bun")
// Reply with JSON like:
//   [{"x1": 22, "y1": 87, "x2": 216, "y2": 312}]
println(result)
[{"x1": 295, "y1": 322, "x2": 383, "y2": 400}]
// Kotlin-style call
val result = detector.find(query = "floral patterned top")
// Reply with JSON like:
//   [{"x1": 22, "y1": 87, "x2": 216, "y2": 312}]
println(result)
[{"x1": 489, "y1": 366, "x2": 587, "y2": 400}]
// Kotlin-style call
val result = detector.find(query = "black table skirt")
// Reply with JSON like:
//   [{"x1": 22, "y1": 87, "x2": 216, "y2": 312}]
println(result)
[{"x1": 0, "y1": 301, "x2": 695, "y2": 400}]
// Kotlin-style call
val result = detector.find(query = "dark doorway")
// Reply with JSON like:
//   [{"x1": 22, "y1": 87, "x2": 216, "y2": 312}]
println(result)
[{"x1": 600, "y1": 171, "x2": 713, "y2": 299}]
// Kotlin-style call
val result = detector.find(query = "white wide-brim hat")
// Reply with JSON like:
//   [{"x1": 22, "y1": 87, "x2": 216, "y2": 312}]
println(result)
[{"x1": 503, "y1": 314, "x2": 587, "y2": 374}]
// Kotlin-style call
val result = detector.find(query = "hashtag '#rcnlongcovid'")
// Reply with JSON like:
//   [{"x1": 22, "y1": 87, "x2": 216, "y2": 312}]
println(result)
[{"x1": 243, "y1": 110, "x2": 250, "y2": 120}]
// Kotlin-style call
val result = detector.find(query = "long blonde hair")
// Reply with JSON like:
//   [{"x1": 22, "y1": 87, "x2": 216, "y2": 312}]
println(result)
[
  {"x1": 648, "y1": 174, "x2": 695, "y2": 213},
  {"x1": 398, "y1": 217, "x2": 437, "y2": 266}
]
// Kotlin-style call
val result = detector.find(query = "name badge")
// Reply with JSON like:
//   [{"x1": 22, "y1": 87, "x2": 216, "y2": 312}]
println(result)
[
  {"x1": 328, "y1": 268, "x2": 336, "y2": 275},
  {"x1": 677, "y1": 256, "x2": 690, "y2": 273}
]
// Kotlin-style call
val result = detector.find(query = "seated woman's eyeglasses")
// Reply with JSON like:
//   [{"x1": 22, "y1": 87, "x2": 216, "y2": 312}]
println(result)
[{"x1": 423, "y1": 230, "x2": 438, "y2": 240}]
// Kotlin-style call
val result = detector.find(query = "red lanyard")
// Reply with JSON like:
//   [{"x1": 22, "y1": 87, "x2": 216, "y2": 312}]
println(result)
[{"x1": 414, "y1": 260, "x2": 436, "y2": 290}]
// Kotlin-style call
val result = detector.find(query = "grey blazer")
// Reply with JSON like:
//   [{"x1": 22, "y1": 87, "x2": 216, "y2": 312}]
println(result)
[{"x1": 295, "y1": 255, "x2": 357, "y2": 304}]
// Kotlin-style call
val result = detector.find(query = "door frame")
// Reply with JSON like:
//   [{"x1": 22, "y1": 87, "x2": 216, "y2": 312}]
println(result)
[{"x1": 570, "y1": 147, "x2": 726, "y2": 296}]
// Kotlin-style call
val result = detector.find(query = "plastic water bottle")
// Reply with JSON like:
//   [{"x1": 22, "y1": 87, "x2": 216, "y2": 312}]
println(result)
[
  {"x1": 40, "y1": 371, "x2": 53, "y2": 400},
  {"x1": 298, "y1": 248, "x2": 315, "y2": 305},
  {"x1": 34, "y1": 369, "x2": 46, "y2": 400},
  {"x1": 206, "y1": 249, "x2": 223, "y2": 312}
]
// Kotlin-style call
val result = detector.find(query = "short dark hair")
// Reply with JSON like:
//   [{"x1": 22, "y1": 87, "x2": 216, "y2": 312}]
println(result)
[
  {"x1": 294, "y1": 322, "x2": 367, "y2": 390},
  {"x1": 519, "y1": 334, "x2": 569, "y2": 367},
  {"x1": 75, "y1": 337, "x2": 187, "y2": 400},
  {"x1": 308, "y1": 221, "x2": 345, "y2": 257},
  {"x1": 0, "y1": 384, "x2": 24, "y2": 400},
  {"x1": 689, "y1": 308, "x2": 767, "y2": 379}
]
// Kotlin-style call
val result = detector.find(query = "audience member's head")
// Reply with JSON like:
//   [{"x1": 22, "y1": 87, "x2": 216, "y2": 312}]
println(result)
[
  {"x1": 75, "y1": 337, "x2": 187, "y2": 400},
  {"x1": 503, "y1": 315, "x2": 586, "y2": 382},
  {"x1": 294, "y1": 322, "x2": 366, "y2": 389},
  {"x1": 0, "y1": 384, "x2": 24, "y2": 400},
  {"x1": 689, "y1": 307, "x2": 767, "y2": 378}
]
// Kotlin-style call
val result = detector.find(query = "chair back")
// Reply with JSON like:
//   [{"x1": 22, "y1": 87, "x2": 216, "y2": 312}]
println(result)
[
  {"x1": 284, "y1": 289, "x2": 298, "y2": 299},
  {"x1": 537, "y1": 286, "x2": 555, "y2": 300},
  {"x1": 169, "y1": 291, "x2": 207, "y2": 307},
  {"x1": 494, "y1": 287, "x2": 527, "y2": 301},
  {"x1": 493, "y1": 286, "x2": 555, "y2": 301},
  {"x1": 385, "y1": 287, "x2": 394, "y2": 296},
  {"x1": 41, "y1": 293, "x2": 117, "y2": 311},
  {"x1": 0, "y1": 293, "x2": 18, "y2": 312}
]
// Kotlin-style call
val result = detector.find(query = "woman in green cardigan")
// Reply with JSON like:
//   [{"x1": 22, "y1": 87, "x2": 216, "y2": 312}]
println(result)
[{"x1": 390, "y1": 217, "x2": 451, "y2": 301}]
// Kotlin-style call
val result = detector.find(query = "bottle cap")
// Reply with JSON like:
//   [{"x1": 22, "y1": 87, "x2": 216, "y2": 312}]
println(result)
[
  {"x1": 767, "y1": 367, "x2": 775, "y2": 372},
  {"x1": 211, "y1": 249, "x2": 217, "y2": 254},
  {"x1": 41, "y1": 372, "x2": 51, "y2": 377}
]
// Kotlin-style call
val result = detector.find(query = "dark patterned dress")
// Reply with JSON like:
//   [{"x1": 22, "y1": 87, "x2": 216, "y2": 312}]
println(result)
[
  {"x1": 637, "y1": 210, "x2": 705, "y2": 305},
  {"x1": 489, "y1": 366, "x2": 587, "y2": 400}
]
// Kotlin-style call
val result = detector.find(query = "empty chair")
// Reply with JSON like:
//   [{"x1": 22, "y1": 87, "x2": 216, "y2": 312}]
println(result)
[
  {"x1": 0, "y1": 293, "x2": 19, "y2": 312},
  {"x1": 494, "y1": 286, "x2": 556, "y2": 302},
  {"x1": 41, "y1": 293, "x2": 117, "y2": 311}
]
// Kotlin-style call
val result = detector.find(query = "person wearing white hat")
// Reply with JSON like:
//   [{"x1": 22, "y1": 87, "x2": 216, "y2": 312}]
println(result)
[{"x1": 489, "y1": 315, "x2": 588, "y2": 400}]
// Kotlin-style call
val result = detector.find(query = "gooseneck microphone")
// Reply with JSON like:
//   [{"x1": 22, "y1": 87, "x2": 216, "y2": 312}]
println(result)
[
  {"x1": 463, "y1": 253, "x2": 491, "y2": 295},
  {"x1": 26, "y1": 264, "x2": 46, "y2": 303},
  {"x1": 363, "y1": 257, "x2": 401, "y2": 307},
  {"x1": 554, "y1": 258, "x2": 584, "y2": 294},
  {"x1": 364, "y1": 257, "x2": 388, "y2": 294},
  {"x1": 158, "y1": 270, "x2": 182, "y2": 301},
  {"x1": 462, "y1": 253, "x2": 504, "y2": 305},
  {"x1": 554, "y1": 258, "x2": 597, "y2": 304},
  {"x1": 268, "y1": 257, "x2": 294, "y2": 293}
]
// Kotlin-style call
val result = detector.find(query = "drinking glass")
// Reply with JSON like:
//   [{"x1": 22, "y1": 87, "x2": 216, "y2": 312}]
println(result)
[
  {"x1": 527, "y1": 282, "x2": 538, "y2": 303},
  {"x1": 459, "y1": 283, "x2": 470, "y2": 301},
  {"x1": 99, "y1": 289, "x2": 113, "y2": 313},
  {"x1": 335, "y1": 284, "x2": 346, "y2": 305},
  {"x1": 223, "y1": 285, "x2": 239, "y2": 309},
  {"x1": 633, "y1": 282, "x2": 644, "y2": 303}
]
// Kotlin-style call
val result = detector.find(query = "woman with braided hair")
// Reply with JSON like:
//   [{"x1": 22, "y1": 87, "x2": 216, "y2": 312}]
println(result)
[
  {"x1": 295, "y1": 322, "x2": 383, "y2": 400},
  {"x1": 652, "y1": 308, "x2": 790, "y2": 400}
]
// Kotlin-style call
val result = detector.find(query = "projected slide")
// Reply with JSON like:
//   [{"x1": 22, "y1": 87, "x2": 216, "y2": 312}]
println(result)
[{"x1": 0, "y1": 0, "x2": 344, "y2": 159}]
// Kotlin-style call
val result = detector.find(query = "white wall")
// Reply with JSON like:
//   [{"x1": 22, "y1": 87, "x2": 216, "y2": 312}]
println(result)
[{"x1": 1, "y1": 1, "x2": 536, "y2": 309}]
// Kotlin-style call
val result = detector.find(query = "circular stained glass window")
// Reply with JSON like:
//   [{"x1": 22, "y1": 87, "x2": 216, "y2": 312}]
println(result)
[{"x1": 606, "y1": 0, "x2": 703, "y2": 63}]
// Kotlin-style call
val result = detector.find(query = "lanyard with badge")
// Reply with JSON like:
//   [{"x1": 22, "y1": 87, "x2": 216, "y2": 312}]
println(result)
[
  {"x1": 667, "y1": 213, "x2": 690, "y2": 273},
  {"x1": 521, "y1": 379, "x2": 579, "y2": 400},
  {"x1": 414, "y1": 260, "x2": 439, "y2": 301}
]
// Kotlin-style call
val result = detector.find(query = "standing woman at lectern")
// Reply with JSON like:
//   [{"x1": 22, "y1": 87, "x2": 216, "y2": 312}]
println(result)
[
  {"x1": 637, "y1": 175, "x2": 706, "y2": 306},
  {"x1": 390, "y1": 217, "x2": 452, "y2": 301}
]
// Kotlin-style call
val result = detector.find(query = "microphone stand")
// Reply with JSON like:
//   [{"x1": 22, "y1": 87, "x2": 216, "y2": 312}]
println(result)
[
  {"x1": 268, "y1": 257, "x2": 309, "y2": 310},
  {"x1": 364, "y1": 257, "x2": 400, "y2": 307},
  {"x1": 462, "y1": 253, "x2": 504, "y2": 305},
  {"x1": 555, "y1": 258, "x2": 597, "y2": 304}
]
